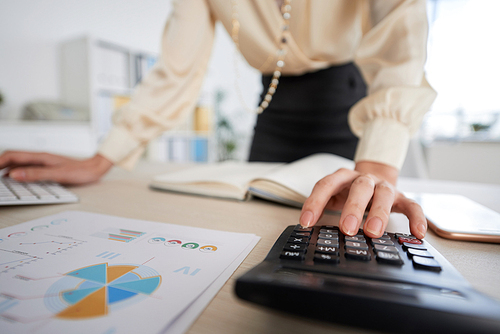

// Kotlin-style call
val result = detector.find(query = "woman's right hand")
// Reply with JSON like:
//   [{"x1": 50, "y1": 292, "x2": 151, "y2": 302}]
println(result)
[{"x1": 0, "y1": 151, "x2": 113, "y2": 185}]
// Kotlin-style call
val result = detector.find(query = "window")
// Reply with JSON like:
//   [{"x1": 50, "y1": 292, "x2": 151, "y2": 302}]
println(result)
[{"x1": 422, "y1": 0, "x2": 500, "y2": 142}]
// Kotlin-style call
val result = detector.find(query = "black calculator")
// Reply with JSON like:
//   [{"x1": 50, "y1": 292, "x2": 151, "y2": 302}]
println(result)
[{"x1": 235, "y1": 225, "x2": 500, "y2": 333}]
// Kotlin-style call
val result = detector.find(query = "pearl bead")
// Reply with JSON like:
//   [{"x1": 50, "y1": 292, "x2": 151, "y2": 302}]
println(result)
[
  {"x1": 272, "y1": 78, "x2": 279, "y2": 85},
  {"x1": 256, "y1": 107, "x2": 264, "y2": 114},
  {"x1": 264, "y1": 94, "x2": 272, "y2": 102},
  {"x1": 273, "y1": 71, "x2": 281, "y2": 77},
  {"x1": 277, "y1": 60, "x2": 285, "y2": 68},
  {"x1": 285, "y1": 5, "x2": 291, "y2": 12},
  {"x1": 283, "y1": 12, "x2": 290, "y2": 20},
  {"x1": 268, "y1": 87, "x2": 276, "y2": 94},
  {"x1": 261, "y1": 101, "x2": 269, "y2": 108}
]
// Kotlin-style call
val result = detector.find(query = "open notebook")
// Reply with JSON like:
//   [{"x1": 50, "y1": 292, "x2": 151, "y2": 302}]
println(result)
[{"x1": 150, "y1": 153, "x2": 355, "y2": 207}]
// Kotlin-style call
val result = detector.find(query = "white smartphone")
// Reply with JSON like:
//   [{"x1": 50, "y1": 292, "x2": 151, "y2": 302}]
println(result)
[{"x1": 406, "y1": 193, "x2": 500, "y2": 243}]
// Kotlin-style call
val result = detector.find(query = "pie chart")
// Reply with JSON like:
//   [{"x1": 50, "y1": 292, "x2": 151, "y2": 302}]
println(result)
[{"x1": 44, "y1": 263, "x2": 161, "y2": 319}]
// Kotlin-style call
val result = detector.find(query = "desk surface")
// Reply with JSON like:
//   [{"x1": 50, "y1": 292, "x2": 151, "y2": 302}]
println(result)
[{"x1": 2, "y1": 161, "x2": 500, "y2": 334}]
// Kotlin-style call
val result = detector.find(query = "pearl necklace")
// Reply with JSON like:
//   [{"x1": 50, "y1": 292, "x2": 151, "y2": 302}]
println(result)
[{"x1": 230, "y1": 0, "x2": 292, "y2": 114}]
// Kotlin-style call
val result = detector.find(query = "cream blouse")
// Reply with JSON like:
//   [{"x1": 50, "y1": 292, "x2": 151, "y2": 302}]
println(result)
[{"x1": 98, "y1": 0, "x2": 437, "y2": 170}]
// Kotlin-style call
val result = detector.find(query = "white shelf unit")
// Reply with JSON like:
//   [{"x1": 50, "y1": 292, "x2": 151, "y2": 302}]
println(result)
[
  {"x1": 61, "y1": 36, "x2": 157, "y2": 142},
  {"x1": 60, "y1": 36, "x2": 214, "y2": 163}
]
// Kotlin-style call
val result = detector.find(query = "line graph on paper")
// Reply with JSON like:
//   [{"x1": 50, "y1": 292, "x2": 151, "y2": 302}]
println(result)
[{"x1": 0, "y1": 237, "x2": 86, "y2": 274}]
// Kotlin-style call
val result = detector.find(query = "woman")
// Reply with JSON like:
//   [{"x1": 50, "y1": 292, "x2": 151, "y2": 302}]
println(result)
[{"x1": 0, "y1": 0, "x2": 436, "y2": 239}]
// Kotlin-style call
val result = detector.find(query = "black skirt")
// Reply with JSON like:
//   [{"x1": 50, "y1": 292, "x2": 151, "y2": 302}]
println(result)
[{"x1": 248, "y1": 62, "x2": 367, "y2": 163}]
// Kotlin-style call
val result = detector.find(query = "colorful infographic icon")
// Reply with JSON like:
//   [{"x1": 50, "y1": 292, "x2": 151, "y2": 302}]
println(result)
[
  {"x1": 181, "y1": 242, "x2": 199, "y2": 250},
  {"x1": 148, "y1": 237, "x2": 166, "y2": 244},
  {"x1": 31, "y1": 225, "x2": 49, "y2": 231},
  {"x1": 45, "y1": 263, "x2": 161, "y2": 319},
  {"x1": 164, "y1": 240, "x2": 182, "y2": 247},
  {"x1": 51, "y1": 219, "x2": 67, "y2": 225},
  {"x1": 199, "y1": 245, "x2": 217, "y2": 253},
  {"x1": 7, "y1": 232, "x2": 27, "y2": 238}
]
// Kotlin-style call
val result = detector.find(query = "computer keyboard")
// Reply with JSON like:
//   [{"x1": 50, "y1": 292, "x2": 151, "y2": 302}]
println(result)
[
  {"x1": 235, "y1": 224, "x2": 500, "y2": 333},
  {"x1": 0, "y1": 177, "x2": 78, "y2": 206}
]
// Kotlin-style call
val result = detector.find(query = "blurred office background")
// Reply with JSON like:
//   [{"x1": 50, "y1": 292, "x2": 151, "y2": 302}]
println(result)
[{"x1": 0, "y1": 0, "x2": 499, "y2": 183}]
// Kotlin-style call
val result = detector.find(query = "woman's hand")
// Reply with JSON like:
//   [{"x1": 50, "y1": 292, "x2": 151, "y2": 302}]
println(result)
[
  {"x1": 299, "y1": 161, "x2": 426, "y2": 239},
  {"x1": 0, "y1": 151, "x2": 113, "y2": 185}
]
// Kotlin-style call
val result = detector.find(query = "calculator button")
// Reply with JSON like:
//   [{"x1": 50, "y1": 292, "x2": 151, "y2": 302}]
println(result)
[
  {"x1": 318, "y1": 233, "x2": 339, "y2": 240},
  {"x1": 373, "y1": 244, "x2": 399, "y2": 253},
  {"x1": 284, "y1": 243, "x2": 307, "y2": 252},
  {"x1": 395, "y1": 233, "x2": 417, "y2": 239},
  {"x1": 372, "y1": 239, "x2": 394, "y2": 246},
  {"x1": 345, "y1": 241, "x2": 369, "y2": 250},
  {"x1": 280, "y1": 250, "x2": 305, "y2": 261},
  {"x1": 320, "y1": 228, "x2": 338, "y2": 234},
  {"x1": 288, "y1": 237, "x2": 309, "y2": 244},
  {"x1": 345, "y1": 236, "x2": 366, "y2": 242},
  {"x1": 345, "y1": 249, "x2": 371, "y2": 261},
  {"x1": 403, "y1": 242, "x2": 427, "y2": 251},
  {"x1": 376, "y1": 251, "x2": 403, "y2": 265},
  {"x1": 377, "y1": 234, "x2": 392, "y2": 240},
  {"x1": 315, "y1": 246, "x2": 339, "y2": 255},
  {"x1": 314, "y1": 253, "x2": 340, "y2": 264},
  {"x1": 317, "y1": 239, "x2": 339, "y2": 247},
  {"x1": 407, "y1": 248, "x2": 434, "y2": 258},
  {"x1": 294, "y1": 225, "x2": 313, "y2": 233},
  {"x1": 398, "y1": 237, "x2": 422, "y2": 245},
  {"x1": 412, "y1": 256, "x2": 442, "y2": 271},
  {"x1": 291, "y1": 231, "x2": 312, "y2": 238}
]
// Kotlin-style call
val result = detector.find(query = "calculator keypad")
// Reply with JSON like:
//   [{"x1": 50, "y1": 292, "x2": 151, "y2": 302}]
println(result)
[{"x1": 279, "y1": 225, "x2": 442, "y2": 272}]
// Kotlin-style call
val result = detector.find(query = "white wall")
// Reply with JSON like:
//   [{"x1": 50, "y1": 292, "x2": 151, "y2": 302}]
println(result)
[{"x1": 0, "y1": 0, "x2": 260, "y2": 158}]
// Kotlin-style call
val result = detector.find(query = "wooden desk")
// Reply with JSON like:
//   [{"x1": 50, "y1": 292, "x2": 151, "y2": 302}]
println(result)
[{"x1": 2, "y1": 161, "x2": 500, "y2": 334}]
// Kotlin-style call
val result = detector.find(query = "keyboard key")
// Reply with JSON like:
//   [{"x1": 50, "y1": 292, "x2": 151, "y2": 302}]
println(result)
[
  {"x1": 345, "y1": 249, "x2": 371, "y2": 261},
  {"x1": 0, "y1": 195, "x2": 17, "y2": 201},
  {"x1": 27, "y1": 184, "x2": 57, "y2": 200},
  {"x1": 398, "y1": 237, "x2": 422, "y2": 245},
  {"x1": 322, "y1": 225, "x2": 336, "y2": 229},
  {"x1": 315, "y1": 246, "x2": 339, "y2": 255},
  {"x1": 374, "y1": 244, "x2": 399, "y2": 253},
  {"x1": 318, "y1": 233, "x2": 339, "y2": 240},
  {"x1": 294, "y1": 225, "x2": 313, "y2": 233},
  {"x1": 284, "y1": 243, "x2": 307, "y2": 252},
  {"x1": 372, "y1": 239, "x2": 394, "y2": 246},
  {"x1": 345, "y1": 241, "x2": 368, "y2": 250},
  {"x1": 314, "y1": 253, "x2": 340, "y2": 264},
  {"x1": 280, "y1": 250, "x2": 305, "y2": 261},
  {"x1": 345, "y1": 236, "x2": 366, "y2": 242},
  {"x1": 395, "y1": 233, "x2": 417, "y2": 239},
  {"x1": 412, "y1": 256, "x2": 441, "y2": 271},
  {"x1": 407, "y1": 248, "x2": 434, "y2": 258},
  {"x1": 317, "y1": 239, "x2": 339, "y2": 247},
  {"x1": 319, "y1": 228, "x2": 338, "y2": 234},
  {"x1": 288, "y1": 236, "x2": 309, "y2": 244},
  {"x1": 376, "y1": 251, "x2": 403, "y2": 265},
  {"x1": 403, "y1": 242, "x2": 427, "y2": 251},
  {"x1": 291, "y1": 231, "x2": 312, "y2": 238}
]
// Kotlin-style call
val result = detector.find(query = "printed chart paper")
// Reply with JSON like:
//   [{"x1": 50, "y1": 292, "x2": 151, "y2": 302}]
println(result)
[{"x1": 0, "y1": 211, "x2": 259, "y2": 334}]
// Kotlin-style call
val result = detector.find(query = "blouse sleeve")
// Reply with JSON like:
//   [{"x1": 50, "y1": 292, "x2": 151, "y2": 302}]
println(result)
[
  {"x1": 350, "y1": 0, "x2": 437, "y2": 170},
  {"x1": 98, "y1": 0, "x2": 216, "y2": 170}
]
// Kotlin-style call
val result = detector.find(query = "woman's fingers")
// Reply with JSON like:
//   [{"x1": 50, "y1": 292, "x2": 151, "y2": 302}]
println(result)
[
  {"x1": 300, "y1": 169, "x2": 358, "y2": 227},
  {"x1": 339, "y1": 175, "x2": 376, "y2": 235},
  {"x1": 0, "y1": 151, "x2": 65, "y2": 170},
  {"x1": 8, "y1": 166, "x2": 63, "y2": 183},
  {"x1": 393, "y1": 194, "x2": 427, "y2": 239},
  {"x1": 363, "y1": 181, "x2": 396, "y2": 238}
]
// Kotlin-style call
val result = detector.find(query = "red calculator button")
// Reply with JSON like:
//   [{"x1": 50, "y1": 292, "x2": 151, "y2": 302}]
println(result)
[{"x1": 398, "y1": 237, "x2": 422, "y2": 245}]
